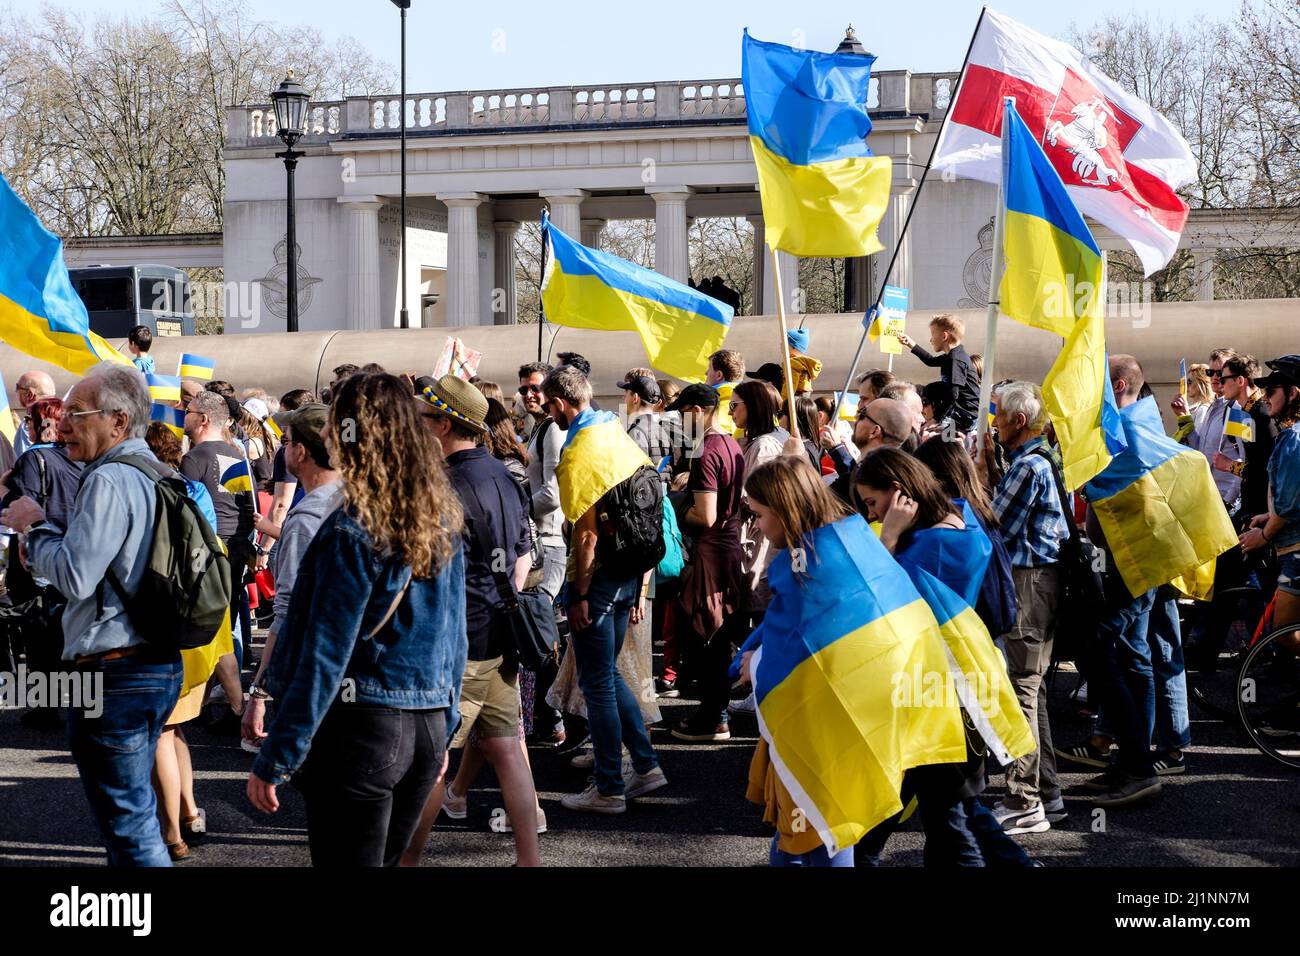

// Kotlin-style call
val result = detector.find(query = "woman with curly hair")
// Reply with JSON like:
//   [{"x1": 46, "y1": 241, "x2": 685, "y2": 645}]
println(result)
[{"x1": 246, "y1": 373, "x2": 468, "y2": 867}]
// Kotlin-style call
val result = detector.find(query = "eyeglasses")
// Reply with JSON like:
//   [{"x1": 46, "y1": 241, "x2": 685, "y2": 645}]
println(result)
[
  {"x1": 727, "y1": 402, "x2": 742, "y2": 412},
  {"x1": 65, "y1": 408, "x2": 106, "y2": 419}
]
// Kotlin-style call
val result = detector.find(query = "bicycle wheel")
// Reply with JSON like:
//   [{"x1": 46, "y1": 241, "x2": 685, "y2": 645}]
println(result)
[{"x1": 1236, "y1": 624, "x2": 1300, "y2": 770}]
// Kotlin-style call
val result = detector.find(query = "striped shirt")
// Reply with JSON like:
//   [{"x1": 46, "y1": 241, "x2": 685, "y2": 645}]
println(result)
[{"x1": 992, "y1": 436, "x2": 1069, "y2": 568}]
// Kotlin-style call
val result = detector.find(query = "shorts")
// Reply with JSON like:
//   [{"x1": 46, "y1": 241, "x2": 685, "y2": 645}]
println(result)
[
  {"x1": 1278, "y1": 551, "x2": 1300, "y2": 597},
  {"x1": 449, "y1": 656, "x2": 520, "y2": 748}
]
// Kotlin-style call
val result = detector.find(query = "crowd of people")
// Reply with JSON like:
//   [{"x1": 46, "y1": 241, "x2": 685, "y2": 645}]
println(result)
[{"x1": 0, "y1": 315, "x2": 1297, "y2": 869}]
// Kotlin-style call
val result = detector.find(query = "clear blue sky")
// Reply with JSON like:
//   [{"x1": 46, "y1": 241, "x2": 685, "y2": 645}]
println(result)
[{"x1": 8, "y1": 0, "x2": 1231, "y2": 90}]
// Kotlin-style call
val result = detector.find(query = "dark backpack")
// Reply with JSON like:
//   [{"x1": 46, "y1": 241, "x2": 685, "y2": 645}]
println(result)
[
  {"x1": 974, "y1": 513, "x2": 1018, "y2": 637},
  {"x1": 595, "y1": 465, "x2": 666, "y2": 579},
  {"x1": 97, "y1": 455, "x2": 233, "y2": 650}
]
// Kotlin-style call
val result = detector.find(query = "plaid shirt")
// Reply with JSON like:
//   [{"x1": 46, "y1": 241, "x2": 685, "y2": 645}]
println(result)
[{"x1": 992, "y1": 436, "x2": 1068, "y2": 568}]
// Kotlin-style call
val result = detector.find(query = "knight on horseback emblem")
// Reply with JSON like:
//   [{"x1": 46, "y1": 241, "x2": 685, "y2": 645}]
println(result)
[{"x1": 1046, "y1": 96, "x2": 1122, "y2": 188}]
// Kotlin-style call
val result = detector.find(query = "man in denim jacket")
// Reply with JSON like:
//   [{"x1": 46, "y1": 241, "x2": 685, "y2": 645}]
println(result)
[{"x1": 3, "y1": 363, "x2": 183, "y2": 867}]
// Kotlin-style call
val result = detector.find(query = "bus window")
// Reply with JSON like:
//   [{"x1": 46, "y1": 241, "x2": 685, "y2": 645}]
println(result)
[
  {"x1": 140, "y1": 277, "x2": 172, "y2": 314},
  {"x1": 73, "y1": 276, "x2": 134, "y2": 312}
]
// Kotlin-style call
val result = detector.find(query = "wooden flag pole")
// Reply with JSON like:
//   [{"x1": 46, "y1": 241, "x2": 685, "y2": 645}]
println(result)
[{"x1": 771, "y1": 246, "x2": 801, "y2": 444}]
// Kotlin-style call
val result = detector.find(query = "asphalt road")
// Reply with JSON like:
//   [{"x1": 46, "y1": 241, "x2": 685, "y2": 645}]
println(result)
[{"x1": 2, "y1": 646, "x2": 1299, "y2": 868}]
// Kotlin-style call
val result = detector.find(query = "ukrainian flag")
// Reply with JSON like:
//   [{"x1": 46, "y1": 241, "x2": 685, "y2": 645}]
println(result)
[
  {"x1": 146, "y1": 374, "x2": 182, "y2": 403},
  {"x1": 0, "y1": 370, "x2": 16, "y2": 449},
  {"x1": 542, "y1": 215, "x2": 732, "y2": 384},
  {"x1": 264, "y1": 415, "x2": 283, "y2": 441},
  {"x1": 1225, "y1": 405, "x2": 1254, "y2": 442},
  {"x1": 740, "y1": 515, "x2": 968, "y2": 854},
  {"x1": 999, "y1": 102, "x2": 1125, "y2": 489},
  {"x1": 835, "y1": 391, "x2": 859, "y2": 422},
  {"x1": 1085, "y1": 396, "x2": 1239, "y2": 599},
  {"x1": 151, "y1": 402, "x2": 186, "y2": 438},
  {"x1": 218, "y1": 456, "x2": 254, "y2": 495},
  {"x1": 178, "y1": 353, "x2": 216, "y2": 380},
  {"x1": 741, "y1": 29, "x2": 892, "y2": 258},
  {"x1": 554, "y1": 408, "x2": 651, "y2": 522},
  {"x1": 0, "y1": 172, "x2": 130, "y2": 374}
]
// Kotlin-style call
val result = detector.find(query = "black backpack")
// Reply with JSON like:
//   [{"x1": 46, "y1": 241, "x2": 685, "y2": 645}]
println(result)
[
  {"x1": 595, "y1": 465, "x2": 666, "y2": 579},
  {"x1": 974, "y1": 512, "x2": 1018, "y2": 637},
  {"x1": 96, "y1": 455, "x2": 233, "y2": 650}
]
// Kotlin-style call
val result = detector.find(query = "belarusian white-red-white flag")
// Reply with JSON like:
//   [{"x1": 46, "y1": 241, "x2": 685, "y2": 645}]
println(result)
[{"x1": 933, "y1": 8, "x2": 1196, "y2": 276}]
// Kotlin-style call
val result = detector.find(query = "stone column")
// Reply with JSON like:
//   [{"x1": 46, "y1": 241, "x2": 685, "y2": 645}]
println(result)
[
  {"x1": 877, "y1": 189, "x2": 913, "y2": 299},
  {"x1": 648, "y1": 186, "x2": 692, "y2": 284},
  {"x1": 748, "y1": 215, "x2": 765, "y2": 315},
  {"x1": 493, "y1": 220, "x2": 519, "y2": 325},
  {"x1": 439, "y1": 192, "x2": 485, "y2": 327},
  {"x1": 764, "y1": 250, "x2": 799, "y2": 317},
  {"x1": 339, "y1": 197, "x2": 384, "y2": 330},
  {"x1": 580, "y1": 218, "x2": 607, "y2": 250},
  {"x1": 845, "y1": 256, "x2": 873, "y2": 312},
  {"x1": 540, "y1": 189, "x2": 587, "y2": 239},
  {"x1": 1192, "y1": 249, "x2": 1215, "y2": 301}
]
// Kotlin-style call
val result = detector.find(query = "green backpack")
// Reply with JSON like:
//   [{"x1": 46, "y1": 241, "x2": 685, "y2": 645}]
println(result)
[{"x1": 98, "y1": 455, "x2": 233, "y2": 650}]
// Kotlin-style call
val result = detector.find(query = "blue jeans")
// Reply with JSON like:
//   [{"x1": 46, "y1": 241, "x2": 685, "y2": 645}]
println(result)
[
  {"x1": 68, "y1": 652, "x2": 183, "y2": 867},
  {"x1": 1092, "y1": 584, "x2": 1158, "y2": 779},
  {"x1": 769, "y1": 833, "x2": 854, "y2": 867},
  {"x1": 571, "y1": 570, "x2": 657, "y2": 795},
  {"x1": 1149, "y1": 591, "x2": 1190, "y2": 752}
]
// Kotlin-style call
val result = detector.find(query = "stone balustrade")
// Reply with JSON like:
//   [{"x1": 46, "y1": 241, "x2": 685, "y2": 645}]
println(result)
[{"x1": 226, "y1": 70, "x2": 964, "y2": 148}]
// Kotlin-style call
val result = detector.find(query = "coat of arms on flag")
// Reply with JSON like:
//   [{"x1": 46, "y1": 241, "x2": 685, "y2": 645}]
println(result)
[{"x1": 432, "y1": 337, "x2": 482, "y2": 381}]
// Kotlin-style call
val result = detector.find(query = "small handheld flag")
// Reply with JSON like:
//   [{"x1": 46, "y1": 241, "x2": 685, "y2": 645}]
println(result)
[
  {"x1": 264, "y1": 416, "x2": 283, "y2": 441},
  {"x1": 834, "y1": 392, "x2": 860, "y2": 422},
  {"x1": 218, "y1": 456, "x2": 254, "y2": 494},
  {"x1": 146, "y1": 374, "x2": 182, "y2": 403},
  {"x1": 987, "y1": 399, "x2": 997, "y2": 429},
  {"x1": 150, "y1": 403, "x2": 186, "y2": 438},
  {"x1": 1225, "y1": 405, "x2": 1254, "y2": 443},
  {"x1": 178, "y1": 353, "x2": 216, "y2": 380},
  {"x1": 1179, "y1": 359, "x2": 1188, "y2": 399}
]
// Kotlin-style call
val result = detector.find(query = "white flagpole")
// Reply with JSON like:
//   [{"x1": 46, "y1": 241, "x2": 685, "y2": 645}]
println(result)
[
  {"x1": 976, "y1": 98, "x2": 1013, "y2": 443},
  {"x1": 771, "y1": 247, "x2": 801, "y2": 443}
]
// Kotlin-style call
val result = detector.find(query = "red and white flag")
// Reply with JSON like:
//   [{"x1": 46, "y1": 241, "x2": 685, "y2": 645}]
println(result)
[{"x1": 933, "y1": 8, "x2": 1196, "y2": 275}]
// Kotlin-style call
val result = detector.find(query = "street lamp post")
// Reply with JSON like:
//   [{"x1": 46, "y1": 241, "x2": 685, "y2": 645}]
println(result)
[
  {"x1": 271, "y1": 70, "x2": 309, "y2": 333},
  {"x1": 392, "y1": 0, "x2": 411, "y2": 329}
]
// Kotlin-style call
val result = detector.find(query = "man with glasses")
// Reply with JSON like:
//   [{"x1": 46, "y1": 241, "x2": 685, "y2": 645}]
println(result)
[
  {"x1": 13, "y1": 370, "x2": 55, "y2": 457},
  {"x1": 1179, "y1": 347, "x2": 1242, "y2": 509},
  {"x1": 241, "y1": 404, "x2": 341, "y2": 755},
  {"x1": 2, "y1": 364, "x2": 183, "y2": 866}
]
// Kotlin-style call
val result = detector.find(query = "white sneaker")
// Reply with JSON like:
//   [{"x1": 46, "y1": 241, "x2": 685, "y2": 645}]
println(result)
[
  {"x1": 569, "y1": 749, "x2": 594, "y2": 770},
  {"x1": 992, "y1": 801, "x2": 1050, "y2": 834},
  {"x1": 239, "y1": 737, "x2": 262, "y2": 754},
  {"x1": 1043, "y1": 795, "x2": 1069, "y2": 823},
  {"x1": 727, "y1": 693, "x2": 757, "y2": 716},
  {"x1": 560, "y1": 783, "x2": 626, "y2": 815},
  {"x1": 623, "y1": 765, "x2": 668, "y2": 799},
  {"x1": 441, "y1": 781, "x2": 468, "y2": 820}
]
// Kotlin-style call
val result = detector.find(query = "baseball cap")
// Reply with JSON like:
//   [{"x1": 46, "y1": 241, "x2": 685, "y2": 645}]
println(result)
[
  {"x1": 1255, "y1": 354, "x2": 1300, "y2": 390},
  {"x1": 664, "y1": 382, "x2": 720, "y2": 413},
  {"x1": 616, "y1": 374, "x2": 662, "y2": 404},
  {"x1": 284, "y1": 403, "x2": 331, "y2": 464}
]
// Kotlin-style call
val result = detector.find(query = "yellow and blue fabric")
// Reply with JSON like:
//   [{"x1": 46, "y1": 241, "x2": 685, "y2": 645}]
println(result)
[
  {"x1": 541, "y1": 215, "x2": 732, "y2": 384},
  {"x1": 146, "y1": 374, "x2": 181, "y2": 403},
  {"x1": 998, "y1": 101, "x2": 1125, "y2": 489},
  {"x1": 1178, "y1": 359, "x2": 1188, "y2": 399},
  {"x1": 1084, "y1": 396, "x2": 1239, "y2": 599},
  {"x1": 732, "y1": 514, "x2": 969, "y2": 855},
  {"x1": 987, "y1": 399, "x2": 997, "y2": 429},
  {"x1": 218, "y1": 456, "x2": 254, "y2": 495},
  {"x1": 891, "y1": 502, "x2": 1036, "y2": 766},
  {"x1": 150, "y1": 402, "x2": 186, "y2": 438},
  {"x1": 836, "y1": 391, "x2": 860, "y2": 422},
  {"x1": 742, "y1": 30, "x2": 892, "y2": 258},
  {"x1": 0, "y1": 370, "x2": 16, "y2": 448},
  {"x1": 554, "y1": 408, "x2": 652, "y2": 523},
  {"x1": 177, "y1": 353, "x2": 216, "y2": 380},
  {"x1": 264, "y1": 415, "x2": 283, "y2": 441},
  {"x1": 1225, "y1": 405, "x2": 1254, "y2": 443},
  {"x1": 0, "y1": 171, "x2": 130, "y2": 374},
  {"x1": 713, "y1": 380, "x2": 740, "y2": 437}
]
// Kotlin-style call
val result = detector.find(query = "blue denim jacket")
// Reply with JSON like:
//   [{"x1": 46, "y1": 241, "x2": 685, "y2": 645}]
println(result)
[
  {"x1": 1269, "y1": 422, "x2": 1300, "y2": 554},
  {"x1": 253, "y1": 507, "x2": 467, "y2": 785}
]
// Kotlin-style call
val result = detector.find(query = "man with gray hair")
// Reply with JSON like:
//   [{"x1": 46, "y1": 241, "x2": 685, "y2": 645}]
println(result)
[
  {"x1": 982, "y1": 380, "x2": 1070, "y2": 835},
  {"x1": 13, "y1": 369, "x2": 56, "y2": 456},
  {"x1": 1, "y1": 363, "x2": 183, "y2": 866}
]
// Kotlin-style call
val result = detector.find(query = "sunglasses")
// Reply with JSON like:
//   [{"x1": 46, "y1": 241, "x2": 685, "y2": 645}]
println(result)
[
  {"x1": 1218, "y1": 373, "x2": 1242, "y2": 382},
  {"x1": 518, "y1": 384, "x2": 542, "y2": 395}
]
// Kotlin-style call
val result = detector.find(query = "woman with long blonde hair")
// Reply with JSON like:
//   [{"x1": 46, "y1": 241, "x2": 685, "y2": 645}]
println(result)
[{"x1": 246, "y1": 373, "x2": 469, "y2": 867}]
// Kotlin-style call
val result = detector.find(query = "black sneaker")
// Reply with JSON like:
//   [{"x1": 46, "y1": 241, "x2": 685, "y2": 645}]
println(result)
[
  {"x1": 1152, "y1": 751, "x2": 1186, "y2": 775},
  {"x1": 670, "y1": 715, "x2": 730, "y2": 742},
  {"x1": 1054, "y1": 740, "x2": 1113, "y2": 769},
  {"x1": 1080, "y1": 767, "x2": 1127, "y2": 792},
  {"x1": 655, "y1": 678, "x2": 679, "y2": 698},
  {"x1": 1086, "y1": 775, "x2": 1162, "y2": 808}
]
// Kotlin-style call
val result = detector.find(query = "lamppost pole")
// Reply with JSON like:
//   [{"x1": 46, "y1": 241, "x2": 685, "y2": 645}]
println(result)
[
  {"x1": 393, "y1": 0, "x2": 411, "y2": 329},
  {"x1": 271, "y1": 70, "x2": 309, "y2": 333}
]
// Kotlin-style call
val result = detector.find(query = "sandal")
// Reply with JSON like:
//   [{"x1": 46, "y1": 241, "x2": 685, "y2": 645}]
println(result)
[{"x1": 181, "y1": 809, "x2": 207, "y2": 844}]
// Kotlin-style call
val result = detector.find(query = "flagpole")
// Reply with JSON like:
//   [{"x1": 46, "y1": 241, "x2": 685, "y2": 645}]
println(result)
[
  {"x1": 976, "y1": 97, "x2": 1012, "y2": 443},
  {"x1": 537, "y1": 219, "x2": 549, "y2": 363},
  {"x1": 829, "y1": 5, "x2": 989, "y2": 426},
  {"x1": 771, "y1": 246, "x2": 801, "y2": 444}
]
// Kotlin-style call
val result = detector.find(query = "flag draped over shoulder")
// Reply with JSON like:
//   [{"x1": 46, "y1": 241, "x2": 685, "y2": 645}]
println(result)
[
  {"x1": 0, "y1": 172, "x2": 130, "y2": 374},
  {"x1": 741, "y1": 29, "x2": 892, "y2": 257},
  {"x1": 554, "y1": 408, "x2": 651, "y2": 523},
  {"x1": 999, "y1": 102, "x2": 1125, "y2": 490},
  {"x1": 541, "y1": 216, "x2": 732, "y2": 384},
  {"x1": 744, "y1": 515, "x2": 969, "y2": 855},
  {"x1": 1085, "y1": 396, "x2": 1238, "y2": 599}
]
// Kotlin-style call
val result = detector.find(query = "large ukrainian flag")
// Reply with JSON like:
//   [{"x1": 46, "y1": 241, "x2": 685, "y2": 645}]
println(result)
[
  {"x1": 541, "y1": 216, "x2": 732, "y2": 384},
  {"x1": 999, "y1": 102, "x2": 1126, "y2": 490},
  {"x1": 741, "y1": 29, "x2": 892, "y2": 258},
  {"x1": 1085, "y1": 396, "x2": 1238, "y2": 599},
  {"x1": 744, "y1": 515, "x2": 968, "y2": 855},
  {"x1": 554, "y1": 408, "x2": 652, "y2": 522},
  {"x1": 0, "y1": 172, "x2": 130, "y2": 374}
]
